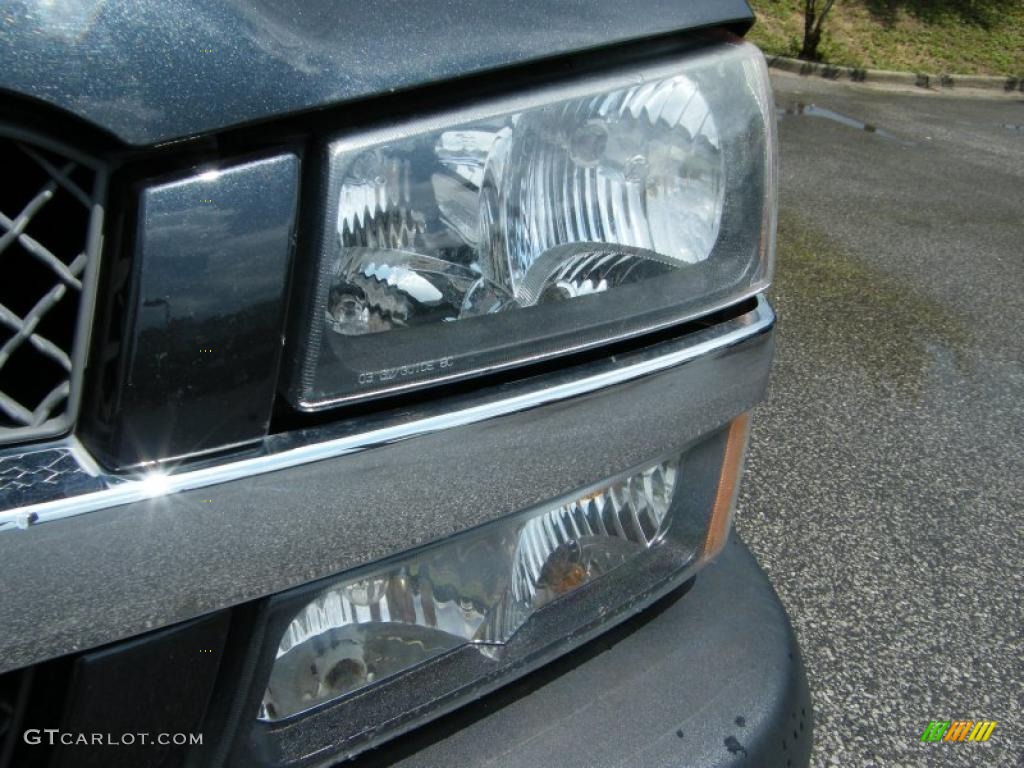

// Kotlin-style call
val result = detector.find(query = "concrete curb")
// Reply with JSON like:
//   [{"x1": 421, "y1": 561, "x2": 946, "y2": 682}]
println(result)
[{"x1": 766, "y1": 55, "x2": 1024, "y2": 94}]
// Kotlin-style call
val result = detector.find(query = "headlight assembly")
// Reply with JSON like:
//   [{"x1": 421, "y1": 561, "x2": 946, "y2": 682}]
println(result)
[{"x1": 287, "y1": 40, "x2": 776, "y2": 409}]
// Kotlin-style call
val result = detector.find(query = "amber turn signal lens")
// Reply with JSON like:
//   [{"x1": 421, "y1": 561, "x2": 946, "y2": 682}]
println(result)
[{"x1": 702, "y1": 412, "x2": 752, "y2": 560}]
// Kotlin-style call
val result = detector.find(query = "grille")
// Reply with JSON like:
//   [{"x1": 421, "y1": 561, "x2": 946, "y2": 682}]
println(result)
[
  {"x1": 0, "y1": 447, "x2": 106, "y2": 512},
  {"x1": 0, "y1": 133, "x2": 104, "y2": 445}
]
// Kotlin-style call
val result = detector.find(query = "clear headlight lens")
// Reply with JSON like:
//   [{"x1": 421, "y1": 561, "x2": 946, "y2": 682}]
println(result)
[{"x1": 288, "y1": 41, "x2": 776, "y2": 408}]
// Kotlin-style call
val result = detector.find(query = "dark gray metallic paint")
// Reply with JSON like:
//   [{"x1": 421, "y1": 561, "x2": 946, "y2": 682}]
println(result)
[
  {"x1": 83, "y1": 154, "x2": 299, "y2": 467},
  {"x1": 0, "y1": 0, "x2": 752, "y2": 145}
]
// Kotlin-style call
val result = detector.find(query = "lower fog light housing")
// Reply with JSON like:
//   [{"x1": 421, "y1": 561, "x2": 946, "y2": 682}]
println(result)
[
  {"x1": 260, "y1": 458, "x2": 677, "y2": 721},
  {"x1": 239, "y1": 417, "x2": 751, "y2": 766}
]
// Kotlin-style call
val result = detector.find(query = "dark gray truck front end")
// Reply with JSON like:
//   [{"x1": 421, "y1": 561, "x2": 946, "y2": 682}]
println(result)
[{"x1": 0, "y1": 2, "x2": 810, "y2": 766}]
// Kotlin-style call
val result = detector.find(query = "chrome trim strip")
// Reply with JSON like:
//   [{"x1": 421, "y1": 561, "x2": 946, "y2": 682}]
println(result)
[{"x1": 0, "y1": 296, "x2": 772, "y2": 532}]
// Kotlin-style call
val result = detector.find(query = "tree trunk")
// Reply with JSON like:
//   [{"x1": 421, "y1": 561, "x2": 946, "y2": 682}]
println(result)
[
  {"x1": 800, "y1": 0, "x2": 835, "y2": 62},
  {"x1": 800, "y1": 26, "x2": 822, "y2": 60}
]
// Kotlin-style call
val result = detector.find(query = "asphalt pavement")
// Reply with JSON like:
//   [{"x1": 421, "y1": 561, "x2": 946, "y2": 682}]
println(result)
[{"x1": 735, "y1": 73, "x2": 1024, "y2": 767}]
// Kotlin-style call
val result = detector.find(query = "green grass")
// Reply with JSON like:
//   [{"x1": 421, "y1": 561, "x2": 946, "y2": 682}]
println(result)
[{"x1": 747, "y1": 0, "x2": 1024, "y2": 76}]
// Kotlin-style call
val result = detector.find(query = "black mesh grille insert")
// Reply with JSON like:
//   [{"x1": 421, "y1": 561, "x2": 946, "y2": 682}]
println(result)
[
  {"x1": 0, "y1": 668, "x2": 34, "y2": 768},
  {"x1": 0, "y1": 135, "x2": 103, "y2": 444}
]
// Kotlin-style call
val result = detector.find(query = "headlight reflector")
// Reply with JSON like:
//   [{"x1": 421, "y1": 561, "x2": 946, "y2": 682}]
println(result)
[{"x1": 288, "y1": 41, "x2": 775, "y2": 408}]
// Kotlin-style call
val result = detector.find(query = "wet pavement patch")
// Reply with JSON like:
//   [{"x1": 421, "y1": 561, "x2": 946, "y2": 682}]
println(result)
[
  {"x1": 743, "y1": 72, "x2": 1024, "y2": 768},
  {"x1": 770, "y1": 210, "x2": 971, "y2": 400},
  {"x1": 778, "y1": 102, "x2": 899, "y2": 140}
]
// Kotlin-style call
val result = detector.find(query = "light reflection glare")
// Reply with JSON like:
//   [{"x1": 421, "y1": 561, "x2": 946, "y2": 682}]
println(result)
[{"x1": 139, "y1": 472, "x2": 171, "y2": 498}]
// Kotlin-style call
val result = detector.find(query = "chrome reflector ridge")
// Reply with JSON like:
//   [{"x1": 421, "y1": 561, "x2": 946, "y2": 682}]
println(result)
[
  {"x1": 288, "y1": 40, "x2": 776, "y2": 408},
  {"x1": 260, "y1": 458, "x2": 681, "y2": 720}
]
